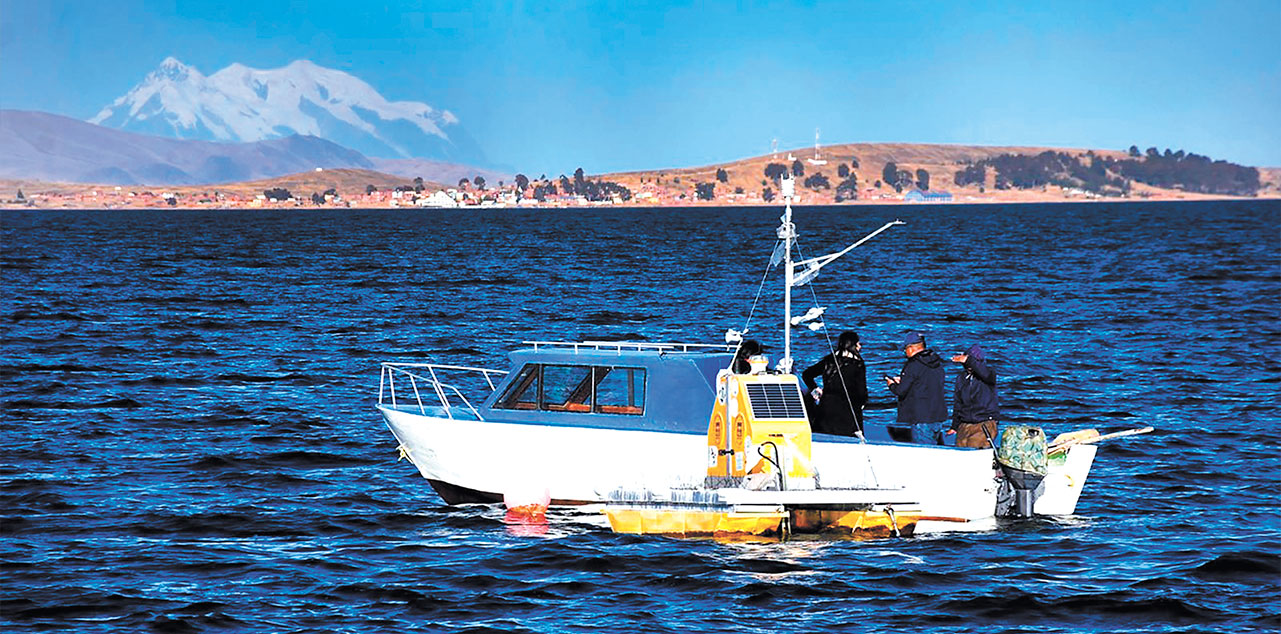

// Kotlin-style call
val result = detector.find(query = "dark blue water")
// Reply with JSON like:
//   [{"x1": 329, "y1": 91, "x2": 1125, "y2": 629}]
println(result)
[{"x1": 3, "y1": 202, "x2": 1278, "y2": 633}]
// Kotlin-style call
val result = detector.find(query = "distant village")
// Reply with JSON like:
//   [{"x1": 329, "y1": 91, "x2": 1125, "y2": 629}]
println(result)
[
  {"x1": 1, "y1": 145, "x2": 1267, "y2": 209},
  {"x1": 1, "y1": 177, "x2": 966, "y2": 210}
]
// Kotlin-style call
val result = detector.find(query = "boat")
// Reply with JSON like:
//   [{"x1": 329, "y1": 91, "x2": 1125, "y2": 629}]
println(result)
[{"x1": 377, "y1": 174, "x2": 1131, "y2": 534}]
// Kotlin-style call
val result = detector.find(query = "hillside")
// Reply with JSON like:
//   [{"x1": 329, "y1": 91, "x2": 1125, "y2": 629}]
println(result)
[
  {"x1": 0, "y1": 110, "x2": 373, "y2": 185},
  {"x1": 592, "y1": 143, "x2": 1271, "y2": 204},
  {"x1": 0, "y1": 168, "x2": 442, "y2": 208},
  {"x1": 173, "y1": 168, "x2": 446, "y2": 197}
]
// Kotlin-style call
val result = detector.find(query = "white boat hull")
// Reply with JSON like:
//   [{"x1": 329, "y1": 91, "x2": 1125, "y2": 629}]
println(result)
[{"x1": 379, "y1": 406, "x2": 1096, "y2": 533}]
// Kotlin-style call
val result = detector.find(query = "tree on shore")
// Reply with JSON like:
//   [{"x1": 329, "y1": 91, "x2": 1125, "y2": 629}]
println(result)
[
  {"x1": 882, "y1": 162, "x2": 898, "y2": 188},
  {"x1": 764, "y1": 163, "x2": 788, "y2": 184},
  {"x1": 763, "y1": 187, "x2": 775, "y2": 202},
  {"x1": 916, "y1": 169, "x2": 930, "y2": 191},
  {"x1": 954, "y1": 164, "x2": 985, "y2": 187},
  {"x1": 895, "y1": 170, "x2": 914, "y2": 192},
  {"x1": 366, "y1": 184, "x2": 377, "y2": 194},
  {"x1": 515, "y1": 174, "x2": 530, "y2": 191},
  {"x1": 835, "y1": 176, "x2": 859, "y2": 202},
  {"x1": 838, "y1": 163, "x2": 850, "y2": 178},
  {"x1": 695, "y1": 182, "x2": 716, "y2": 201},
  {"x1": 1129, "y1": 145, "x2": 1141, "y2": 158},
  {"x1": 474, "y1": 176, "x2": 486, "y2": 190},
  {"x1": 716, "y1": 168, "x2": 729, "y2": 183},
  {"x1": 791, "y1": 159, "x2": 805, "y2": 178},
  {"x1": 803, "y1": 173, "x2": 830, "y2": 190},
  {"x1": 413, "y1": 176, "x2": 424, "y2": 192},
  {"x1": 15, "y1": 189, "x2": 23, "y2": 200},
  {"x1": 264, "y1": 187, "x2": 292, "y2": 201},
  {"x1": 458, "y1": 178, "x2": 470, "y2": 189}
]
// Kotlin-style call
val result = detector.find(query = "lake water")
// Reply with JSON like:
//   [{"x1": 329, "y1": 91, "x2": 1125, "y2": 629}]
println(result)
[{"x1": 2, "y1": 201, "x2": 1278, "y2": 633}]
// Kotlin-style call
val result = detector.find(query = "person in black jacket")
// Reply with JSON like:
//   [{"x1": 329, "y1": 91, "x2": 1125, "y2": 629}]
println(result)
[
  {"x1": 949, "y1": 344, "x2": 999, "y2": 448},
  {"x1": 732, "y1": 339, "x2": 764, "y2": 374},
  {"x1": 802, "y1": 331, "x2": 867, "y2": 436},
  {"x1": 885, "y1": 331, "x2": 948, "y2": 445}
]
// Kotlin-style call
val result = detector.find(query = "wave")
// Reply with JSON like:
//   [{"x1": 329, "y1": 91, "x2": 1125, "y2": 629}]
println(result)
[
  {"x1": 941, "y1": 590, "x2": 1216, "y2": 622},
  {"x1": 4, "y1": 397, "x2": 142, "y2": 410},
  {"x1": 213, "y1": 372, "x2": 326, "y2": 385},
  {"x1": 1190, "y1": 551, "x2": 1281, "y2": 579}
]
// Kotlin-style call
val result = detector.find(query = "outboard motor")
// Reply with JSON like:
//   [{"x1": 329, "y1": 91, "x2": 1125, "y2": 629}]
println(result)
[{"x1": 996, "y1": 426, "x2": 1048, "y2": 518}]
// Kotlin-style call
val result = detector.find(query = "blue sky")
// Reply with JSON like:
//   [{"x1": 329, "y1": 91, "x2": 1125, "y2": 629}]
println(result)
[{"x1": 3, "y1": 0, "x2": 1278, "y2": 173}]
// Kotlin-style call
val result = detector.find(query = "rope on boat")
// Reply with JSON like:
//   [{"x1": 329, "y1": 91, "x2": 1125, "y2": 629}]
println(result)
[
  {"x1": 396, "y1": 444, "x2": 413, "y2": 463},
  {"x1": 728, "y1": 240, "x2": 785, "y2": 371},
  {"x1": 886, "y1": 505, "x2": 901, "y2": 538},
  {"x1": 794, "y1": 237, "x2": 881, "y2": 488}
]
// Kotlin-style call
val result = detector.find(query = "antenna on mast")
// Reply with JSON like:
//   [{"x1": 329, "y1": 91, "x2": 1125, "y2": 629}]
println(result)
[
  {"x1": 814, "y1": 128, "x2": 820, "y2": 159},
  {"x1": 771, "y1": 138, "x2": 778, "y2": 159}
]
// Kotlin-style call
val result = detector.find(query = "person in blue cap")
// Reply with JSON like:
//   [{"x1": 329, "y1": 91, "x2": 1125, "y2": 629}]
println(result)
[
  {"x1": 885, "y1": 331, "x2": 948, "y2": 444},
  {"x1": 949, "y1": 344, "x2": 1000, "y2": 448}
]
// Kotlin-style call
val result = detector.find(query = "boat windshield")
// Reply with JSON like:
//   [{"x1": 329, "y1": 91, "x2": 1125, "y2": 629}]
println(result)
[{"x1": 494, "y1": 364, "x2": 646, "y2": 415}]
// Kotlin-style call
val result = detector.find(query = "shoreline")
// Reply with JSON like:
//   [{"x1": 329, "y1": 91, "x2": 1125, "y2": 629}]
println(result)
[{"x1": 2, "y1": 195, "x2": 1276, "y2": 212}]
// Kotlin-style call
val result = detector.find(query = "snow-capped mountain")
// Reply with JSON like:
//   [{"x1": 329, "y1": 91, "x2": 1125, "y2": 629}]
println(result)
[
  {"x1": 1, "y1": 110, "x2": 374, "y2": 185},
  {"x1": 90, "y1": 58, "x2": 487, "y2": 165}
]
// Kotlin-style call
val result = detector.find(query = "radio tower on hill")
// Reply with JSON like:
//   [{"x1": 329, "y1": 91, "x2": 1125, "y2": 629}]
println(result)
[{"x1": 808, "y1": 128, "x2": 827, "y2": 165}]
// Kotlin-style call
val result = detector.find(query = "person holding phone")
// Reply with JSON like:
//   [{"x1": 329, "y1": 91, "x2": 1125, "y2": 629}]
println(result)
[{"x1": 885, "y1": 331, "x2": 948, "y2": 445}]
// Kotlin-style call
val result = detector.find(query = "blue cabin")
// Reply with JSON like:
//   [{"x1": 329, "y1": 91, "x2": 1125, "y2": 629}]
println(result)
[
  {"x1": 479, "y1": 343, "x2": 732, "y2": 434},
  {"x1": 904, "y1": 190, "x2": 953, "y2": 202}
]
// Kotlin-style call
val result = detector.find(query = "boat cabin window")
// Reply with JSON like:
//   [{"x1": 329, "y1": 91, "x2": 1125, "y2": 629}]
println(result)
[
  {"x1": 497, "y1": 364, "x2": 541, "y2": 410},
  {"x1": 542, "y1": 365, "x2": 594, "y2": 412},
  {"x1": 593, "y1": 366, "x2": 645, "y2": 415},
  {"x1": 494, "y1": 364, "x2": 646, "y2": 415}
]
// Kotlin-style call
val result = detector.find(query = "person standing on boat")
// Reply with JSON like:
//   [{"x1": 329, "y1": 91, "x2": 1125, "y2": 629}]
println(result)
[
  {"x1": 802, "y1": 331, "x2": 868, "y2": 437},
  {"x1": 885, "y1": 331, "x2": 948, "y2": 445},
  {"x1": 949, "y1": 344, "x2": 1000, "y2": 448},
  {"x1": 732, "y1": 339, "x2": 764, "y2": 374}
]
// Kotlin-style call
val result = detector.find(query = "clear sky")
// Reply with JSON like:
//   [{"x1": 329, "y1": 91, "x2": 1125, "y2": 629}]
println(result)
[{"x1": 2, "y1": 0, "x2": 1278, "y2": 174}]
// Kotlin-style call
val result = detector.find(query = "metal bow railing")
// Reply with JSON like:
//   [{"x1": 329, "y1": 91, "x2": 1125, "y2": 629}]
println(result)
[{"x1": 378, "y1": 363, "x2": 508, "y2": 420}]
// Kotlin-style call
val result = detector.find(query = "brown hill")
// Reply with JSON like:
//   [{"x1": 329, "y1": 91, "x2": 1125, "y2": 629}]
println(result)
[
  {"x1": 1258, "y1": 167, "x2": 1281, "y2": 196},
  {"x1": 188, "y1": 168, "x2": 444, "y2": 197},
  {"x1": 594, "y1": 143, "x2": 1267, "y2": 204}
]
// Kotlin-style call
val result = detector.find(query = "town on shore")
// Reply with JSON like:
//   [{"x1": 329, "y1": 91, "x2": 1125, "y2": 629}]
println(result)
[{"x1": 3, "y1": 143, "x2": 1277, "y2": 210}]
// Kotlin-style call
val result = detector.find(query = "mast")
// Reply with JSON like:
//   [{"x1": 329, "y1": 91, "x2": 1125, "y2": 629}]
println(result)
[
  {"x1": 779, "y1": 173, "x2": 797, "y2": 373},
  {"x1": 774, "y1": 170, "x2": 905, "y2": 374}
]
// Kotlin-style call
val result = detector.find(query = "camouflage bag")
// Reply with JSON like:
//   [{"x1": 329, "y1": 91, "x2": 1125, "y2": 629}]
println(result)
[{"x1": 996, "y1": 425, "x2": 1047, "y2": 475}]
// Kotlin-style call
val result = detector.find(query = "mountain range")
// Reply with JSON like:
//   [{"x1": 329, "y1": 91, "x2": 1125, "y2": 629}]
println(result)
[
  {"x1": 0, "y1": 110, "x2": 512, "y2": 186},
  {"x1": 0, "y1": 110, "x2": 376, "y2": 185},
  {"x1": 90, "y1": 58, "x2": 488, "y2": 166}
]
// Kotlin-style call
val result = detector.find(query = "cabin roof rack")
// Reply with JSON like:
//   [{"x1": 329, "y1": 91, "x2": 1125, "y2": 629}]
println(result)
[{"x1": 523, "y1": 340, "x2": 735, "y2": 354}]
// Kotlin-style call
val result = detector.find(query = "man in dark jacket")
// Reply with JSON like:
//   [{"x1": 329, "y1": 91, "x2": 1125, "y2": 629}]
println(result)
[
  {"x1": 885, "y1": 331, "x2": 948, "y2": 445},
  {"x1": 950, "y1": 344, "x2": 999, "y2": 448}
]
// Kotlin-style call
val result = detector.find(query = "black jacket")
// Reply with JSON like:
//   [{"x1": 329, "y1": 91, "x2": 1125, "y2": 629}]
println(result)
[
  {"x1": 803, "y1": 352, "x2": 867, "y2": 435},
  {"x1": 952, "y1": 353, "x2": 999, "y2": 427},
  {"x1": 889, "y1": 349, "x2": 948, "y2": 423}
]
